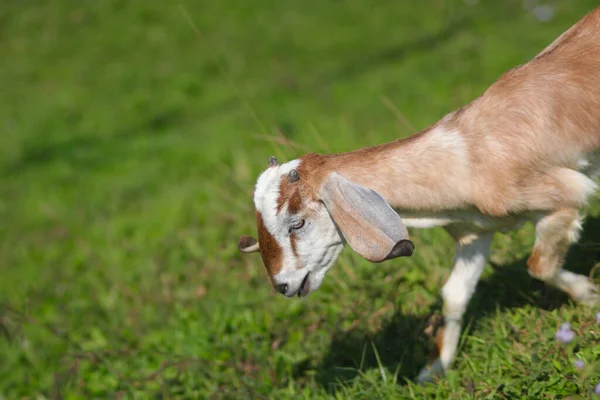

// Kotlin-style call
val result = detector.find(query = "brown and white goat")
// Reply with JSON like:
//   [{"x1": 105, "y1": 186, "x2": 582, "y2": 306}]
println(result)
[{"x1": 238, "y1": 6, "x2": 600, "y2": 382}]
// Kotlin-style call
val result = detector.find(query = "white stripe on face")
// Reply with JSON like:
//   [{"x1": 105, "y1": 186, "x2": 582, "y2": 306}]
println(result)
[{"x1": 253, "y1": 160, "x2": 301, "y2": 278}]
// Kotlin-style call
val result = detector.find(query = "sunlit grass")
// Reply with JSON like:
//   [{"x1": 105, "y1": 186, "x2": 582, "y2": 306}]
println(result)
[{"x1": 0, "y1": 0, "x2": 599, "y2": 398}]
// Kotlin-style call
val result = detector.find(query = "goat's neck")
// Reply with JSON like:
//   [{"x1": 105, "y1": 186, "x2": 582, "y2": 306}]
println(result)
[{"x1": 317, "y1": 122, "x2": 471, "y2": 211}]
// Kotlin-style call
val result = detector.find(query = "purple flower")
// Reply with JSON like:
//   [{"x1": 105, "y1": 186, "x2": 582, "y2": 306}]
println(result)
[
  {"x1": 596, "y1": 311, "x2": 600, "y2": 325},
  {"x1": 555, "y1": 323, "x2": 575, "y2": 344},
  {"x1": 595, "y1": 382, "x2": 600, "y2": 395},
  {"x1": 575, "y1": 359, "x2": 585, "y2": 369}
]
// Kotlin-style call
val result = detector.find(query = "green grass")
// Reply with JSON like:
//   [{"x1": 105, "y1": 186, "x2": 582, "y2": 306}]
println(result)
[{"x1": 1, "y1": 0, "x2": 600, "y2": 398}]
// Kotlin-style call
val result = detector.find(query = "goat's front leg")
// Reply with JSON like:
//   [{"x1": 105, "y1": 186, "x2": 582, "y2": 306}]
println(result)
[{"x1": 417, "y1": 231, "x2": 494, "y2": 384}]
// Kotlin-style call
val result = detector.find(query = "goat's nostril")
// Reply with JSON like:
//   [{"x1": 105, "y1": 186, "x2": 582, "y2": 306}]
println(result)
[{"x1": 276, "y1": 283, "x2": 288, "y2": 295}]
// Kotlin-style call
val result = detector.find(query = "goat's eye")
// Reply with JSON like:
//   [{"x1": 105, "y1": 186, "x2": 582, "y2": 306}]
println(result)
[{"x1": 291, "y1": 219, "x2": 305, "y2": 231}]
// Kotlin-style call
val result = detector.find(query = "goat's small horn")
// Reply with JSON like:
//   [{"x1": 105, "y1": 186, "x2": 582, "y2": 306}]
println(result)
[
  {"x1": 288, "y1": 169, "x2": 300, "y2": 183},
  {"x1": 268, "y1": 156, "x2": 278, "y2": 167}
]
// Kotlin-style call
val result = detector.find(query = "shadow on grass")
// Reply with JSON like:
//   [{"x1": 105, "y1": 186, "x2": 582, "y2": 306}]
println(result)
[{"x1": 299, "y1": 216, "x2": 600, "y2": 392}]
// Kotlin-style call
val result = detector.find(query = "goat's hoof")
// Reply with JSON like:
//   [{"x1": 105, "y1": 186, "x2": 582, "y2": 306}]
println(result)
[
  {"x1": 572, "y1": 279, "x2": 600, "y2": 307},
  {"x1": 416, "y1": 359, "x2": 444, "y2": 385}
]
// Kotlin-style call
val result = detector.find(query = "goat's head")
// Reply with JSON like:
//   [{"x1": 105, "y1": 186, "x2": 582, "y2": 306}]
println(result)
[{"x1": 238, "y1": 156, "x2": 414, "y2": 298}]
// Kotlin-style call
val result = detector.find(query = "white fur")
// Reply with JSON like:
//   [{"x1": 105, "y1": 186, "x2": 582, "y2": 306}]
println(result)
[
  {"x1": 273, "y1": 203, "x2": 345, "y2": 296},
  {"x1": 254, "y1": 160, "x2": 303, "y2": 292},
  {"x1": 254, "y1": 159, "x2": 301, "y2": 231},
  {"x1": 555, "y1": 168, "x2": 598, "y2": 206},
  {"x1": 398, "y1": 210, "x2": 530, "y2": 231}
]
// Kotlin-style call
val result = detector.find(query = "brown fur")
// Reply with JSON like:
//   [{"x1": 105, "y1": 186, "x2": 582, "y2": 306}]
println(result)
[
  {"x1": 256, "y1": 211, "x2": 283, "y2": 279},
  {"x1": 424, "y1": 314, "x2": 446, "y2": 364},
  {"x1": 526, "y1": 247, "x2": 543, "y2": 277},
  {"x1": 277, "y1": 175, "x2": 303, "y2": 214},
  {"x1": 434, "y1": 326, "x2": 445, "y2": 362}
]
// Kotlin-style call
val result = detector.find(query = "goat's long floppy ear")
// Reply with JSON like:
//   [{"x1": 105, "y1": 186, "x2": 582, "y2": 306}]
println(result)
[
  {"x1": 238, "y1": 235, "x2": 260, "y2": 253},
  {"x1": 320, "y1": 173, "x2": 414, "y2": 263}
]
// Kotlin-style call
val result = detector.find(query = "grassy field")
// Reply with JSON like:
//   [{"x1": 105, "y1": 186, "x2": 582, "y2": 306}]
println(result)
[{"x1": 1, "y1": 0, "x2": 600, "y2": 398}]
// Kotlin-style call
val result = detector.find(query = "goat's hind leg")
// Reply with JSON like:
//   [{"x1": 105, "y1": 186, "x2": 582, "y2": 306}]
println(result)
[
  {"x1": 417, "y1": 230, "x2": 494, "y2": 384},
  {"x1": 527, "y1": 208, "x2": 599, "y2": 306}
]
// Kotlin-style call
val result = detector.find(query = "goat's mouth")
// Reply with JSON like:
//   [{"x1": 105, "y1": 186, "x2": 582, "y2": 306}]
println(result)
[{"x1": 297, "y1": 273, "x2": 310, "y2": 297}]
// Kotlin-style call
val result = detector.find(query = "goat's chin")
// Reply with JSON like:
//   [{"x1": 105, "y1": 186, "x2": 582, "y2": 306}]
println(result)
[
  {"x1": 299, "y1": 282, "x2": 319, "y2": 298},
  {"x1": 301, "y1": 267, "x2": 330, "y2": 295}
]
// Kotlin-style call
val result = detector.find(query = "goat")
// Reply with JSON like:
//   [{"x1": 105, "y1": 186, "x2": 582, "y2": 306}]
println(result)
[{"x1": 238, "y1": 5, "x2": 600, "y2": 383}]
